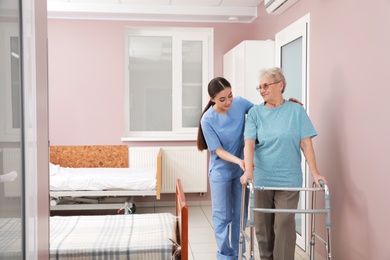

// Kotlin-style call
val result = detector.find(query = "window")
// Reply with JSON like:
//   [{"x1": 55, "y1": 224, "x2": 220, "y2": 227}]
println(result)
[
  {"x1": 0, "y1": 24, "x2": 21, "y2": 142},
  {"x1": 122, "y1": 27, "x2": 213, "y2": 141}
]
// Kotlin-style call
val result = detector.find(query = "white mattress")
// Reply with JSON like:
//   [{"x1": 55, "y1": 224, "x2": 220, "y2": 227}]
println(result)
[{"x1": 50, "y1": 164, "x2": 156, "y2": 191}]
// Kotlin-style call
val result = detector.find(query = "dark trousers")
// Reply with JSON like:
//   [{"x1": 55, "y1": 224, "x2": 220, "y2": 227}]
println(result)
[{"x1": 254, "y1": 190, "x2": 300, "y2": 260}]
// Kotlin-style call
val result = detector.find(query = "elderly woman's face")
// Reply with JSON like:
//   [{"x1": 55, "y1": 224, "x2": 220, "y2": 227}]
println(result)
[{"x1": 258, "y1": 76, "x2": 282, "y2": 101}]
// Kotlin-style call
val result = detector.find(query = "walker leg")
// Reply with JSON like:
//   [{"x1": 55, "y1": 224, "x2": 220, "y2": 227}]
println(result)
[
  {"x1": 309, "y1": 234, "x2": 315, "y2": 260},
  {"x1": 238, "y1": 185, "x2": 246, "y2": 260},
  {"x1": 310, "y1": 181, "x2": 332, "y2": 260},
  {"x1": 310, "y1": 188, "x2": 316, "y2": 260},
  {"x1": 249, "y1": 226, "x2": 255, "y2": 260}
]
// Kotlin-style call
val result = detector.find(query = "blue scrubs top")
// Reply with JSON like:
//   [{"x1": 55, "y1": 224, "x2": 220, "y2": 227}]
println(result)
[
  {"x1": 244, "y1": 100, "x2": 317, "y2": 188},
  {"x1": 201, "y1": 96, "x2": 253, "y2": 182}
]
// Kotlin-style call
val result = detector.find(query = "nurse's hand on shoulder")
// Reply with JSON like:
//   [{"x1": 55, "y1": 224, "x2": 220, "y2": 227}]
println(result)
[{"x1": 288, "y1": 97, "x2": 303, "y2": 106}]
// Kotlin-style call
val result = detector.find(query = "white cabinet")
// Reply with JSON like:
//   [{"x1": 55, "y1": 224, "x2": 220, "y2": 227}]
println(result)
[{"x1": 223, "y1": 40, "x2": 274, "y2": 104}]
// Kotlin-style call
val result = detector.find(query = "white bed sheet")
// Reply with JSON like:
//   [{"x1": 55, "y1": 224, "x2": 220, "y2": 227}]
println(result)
[{"x1": 50, "y1": 165, "x2": 156, "y2": 191}]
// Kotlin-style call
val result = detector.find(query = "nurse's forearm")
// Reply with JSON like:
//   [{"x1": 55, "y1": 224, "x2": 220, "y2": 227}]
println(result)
[{"x1": 214, "y1": 147, "x2": 242, "y2": 165}]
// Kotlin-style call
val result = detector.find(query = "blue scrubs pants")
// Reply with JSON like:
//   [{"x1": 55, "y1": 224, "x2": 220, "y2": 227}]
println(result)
[{"x1": 210, "y1": 174, "x2": 248, "y2": 260}]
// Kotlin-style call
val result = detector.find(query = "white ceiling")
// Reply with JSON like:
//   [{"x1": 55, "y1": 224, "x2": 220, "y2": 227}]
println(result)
[{"x1": 47, "y1": 0, "x2": 264, "y2": 23}]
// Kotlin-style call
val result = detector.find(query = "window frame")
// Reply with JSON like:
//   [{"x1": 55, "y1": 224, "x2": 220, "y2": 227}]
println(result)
[{"x1": 122, "y1": 26, "x2": 213, "y2": 141}]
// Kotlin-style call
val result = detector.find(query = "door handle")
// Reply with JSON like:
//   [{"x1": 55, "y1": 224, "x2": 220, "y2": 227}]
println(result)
[{"x1": 0, "y1": 171, "x2": 17, "y2": 183}]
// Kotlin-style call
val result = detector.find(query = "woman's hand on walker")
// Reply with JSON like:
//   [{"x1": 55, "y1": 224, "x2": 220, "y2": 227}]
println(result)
[
  {"x1": 240, "y1": 172, "x2": 253, "y2": 186},
  {"x1": 312, "y1": 174, "x2": 328, "y2": 187}
]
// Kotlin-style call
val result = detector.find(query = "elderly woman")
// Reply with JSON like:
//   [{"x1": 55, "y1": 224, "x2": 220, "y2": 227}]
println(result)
[{"x1": 240, "y1": 67, "x2": 327, "y2": 260}]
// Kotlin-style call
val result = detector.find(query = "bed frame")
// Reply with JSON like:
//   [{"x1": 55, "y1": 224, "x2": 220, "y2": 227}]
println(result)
[{"x1": 49, "y1": 145, "x2": 162, "y2": 211}]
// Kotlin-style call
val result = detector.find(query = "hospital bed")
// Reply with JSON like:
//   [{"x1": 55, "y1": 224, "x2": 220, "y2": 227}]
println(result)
[
  {"x1": 49, "y1": 145, "x2": 162, "y2": 212},
  {"x1": 0, "y1": 178, "x2": 188, "y2": 260}
]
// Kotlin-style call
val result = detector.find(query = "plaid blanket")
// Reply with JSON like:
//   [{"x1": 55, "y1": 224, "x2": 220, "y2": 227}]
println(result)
[{"x1": 50, "y1": 213, "x2": 177, "y2": 260}]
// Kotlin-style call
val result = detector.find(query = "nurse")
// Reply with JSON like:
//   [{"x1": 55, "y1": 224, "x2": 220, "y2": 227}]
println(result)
[{"x1": 197, "y1": 77, "x2": 252, "y2": 260}]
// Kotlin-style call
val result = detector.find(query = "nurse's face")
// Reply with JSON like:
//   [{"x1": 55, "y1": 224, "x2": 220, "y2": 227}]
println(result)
[{"x1": 211, "y1": 87, "x2": 233, "y2": 114}]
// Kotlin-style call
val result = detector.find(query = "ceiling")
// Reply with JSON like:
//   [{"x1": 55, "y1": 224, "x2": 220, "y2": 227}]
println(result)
[{"x1": 47, "y1": 0, "x2": 264, "y2": 23}]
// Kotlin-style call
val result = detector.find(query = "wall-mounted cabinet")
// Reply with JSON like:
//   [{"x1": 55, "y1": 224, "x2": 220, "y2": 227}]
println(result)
[{"x1": 223, "y1": 40, "x2": 275, "y2": 105}]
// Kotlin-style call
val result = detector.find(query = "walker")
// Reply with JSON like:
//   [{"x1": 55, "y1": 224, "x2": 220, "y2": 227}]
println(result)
[{"x1": 238, "y1": 180, "x2": 331, "y2": 259}]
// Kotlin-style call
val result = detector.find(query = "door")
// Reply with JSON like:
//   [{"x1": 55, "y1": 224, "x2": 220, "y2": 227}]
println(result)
[
  {"x1": 275, "y1": 14, "x2": 310, "y2": 251},
  {"x1": 0, "y1": 0, "x2": 24, "y2": 259}
]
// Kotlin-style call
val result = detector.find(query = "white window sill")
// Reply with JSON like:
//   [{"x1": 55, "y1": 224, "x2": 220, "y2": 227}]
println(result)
[{"x1": 121, "y1": 135, "x2": 197, "y2": 142}]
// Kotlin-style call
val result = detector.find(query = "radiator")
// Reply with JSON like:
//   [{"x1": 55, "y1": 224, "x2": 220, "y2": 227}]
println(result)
[
  {"x1": 129, "y1": 146, "x2": 208, "y2": 193},
  {"x1": 2, "y1": 148, "x2": 21, "y2": 197}
]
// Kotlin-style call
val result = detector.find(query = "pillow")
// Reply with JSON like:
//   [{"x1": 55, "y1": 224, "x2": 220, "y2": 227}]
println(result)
[{"x1": 49, "y1": 163, "x2": 60, "y2": 176}]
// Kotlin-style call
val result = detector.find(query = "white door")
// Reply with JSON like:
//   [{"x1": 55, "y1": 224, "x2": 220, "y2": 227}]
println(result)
[{"x1": 275, "y1": 13, "x2": 310, "y2": 251}]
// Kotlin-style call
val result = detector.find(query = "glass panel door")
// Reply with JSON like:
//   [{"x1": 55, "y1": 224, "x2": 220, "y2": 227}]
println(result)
[
  {"x1": 275, "y1": 14, "x2": 310, "y2": 251},
  {"x1": 281, "y1": 36, "x2": 305, "y2": 242},
  {"x1": 0, "y1": 0, "x2": 24, "y2": 259}
]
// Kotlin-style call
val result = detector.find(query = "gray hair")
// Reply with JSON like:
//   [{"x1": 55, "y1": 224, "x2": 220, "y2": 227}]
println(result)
[{"x1": 259, "y1": 67, "x2": 287, "y2": 93}]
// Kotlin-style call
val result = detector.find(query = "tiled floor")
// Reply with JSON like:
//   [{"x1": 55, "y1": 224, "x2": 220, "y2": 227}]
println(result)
[{"x1": 136, "y1": 203, "x2": 313, "y2": 260}]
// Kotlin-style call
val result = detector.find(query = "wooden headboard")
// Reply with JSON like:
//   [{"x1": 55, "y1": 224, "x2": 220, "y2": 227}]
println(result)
[{"x1": 49, "y1": 145, "x2": 129, "y2": 168}]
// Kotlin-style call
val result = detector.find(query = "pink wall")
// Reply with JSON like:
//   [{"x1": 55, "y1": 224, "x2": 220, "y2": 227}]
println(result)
[{"x1": 248, "y1": 0, "x2": 390, "y2": 259}]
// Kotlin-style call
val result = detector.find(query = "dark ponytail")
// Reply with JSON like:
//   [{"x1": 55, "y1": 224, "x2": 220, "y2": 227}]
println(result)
[{"x1": 196, "y1": 77, "x2": 232, "y2": 151}]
